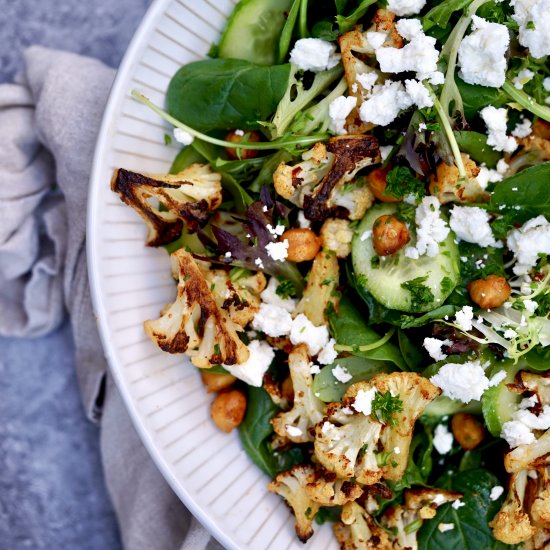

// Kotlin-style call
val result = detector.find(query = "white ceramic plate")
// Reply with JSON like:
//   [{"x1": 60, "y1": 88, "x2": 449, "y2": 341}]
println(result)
[{"x1": 87, "y1": 0, "x2": 337, "y2": 548}]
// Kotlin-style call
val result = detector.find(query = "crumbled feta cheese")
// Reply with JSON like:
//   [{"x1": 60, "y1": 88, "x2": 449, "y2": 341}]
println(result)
[
  {"x1": 476, "y1": 166, "x2": 503, "y2": 190},
  {"x1": 503, "y1": 328, "x2": 518, "y2": 339},
  {"x1": 356, "y1": 71, "x2": 378, "y2": 93},
  {"x1": 513, "y1": 68, "x2": 535, "y2": 89},
  {"x1": 251, "y1": 303, "x2": 293, "y2": 337},
  {"x1": 224, "y1": 251, "x2": 232, "y2": 258},
  {"x1": 480, "y1": 106, "x2": 518, "y2": 153},
  {"x1": 289, "y1": 38, "x2": 341, "y2": 72},
  {"x1": 223, "y1": 340, "x2": 274, "y2": 387},
  {"x1": 430, "y1": 360, "x2": 490, "y2": 403},
  {"x1": 266, "y1": 224, "x2": 286, "y2": 236},
  {"x1": 449, "y1": 206, "x2": 502, "y2": 248},
  {"x1": 507, "y1": 216, "x2": 550, "y2": 275},
  {"x1": 260, "y1": 277, "x2": 297, "y2": 312},
  {"x1": 404, "y1": 196, "x2": 450, "y2": 258},
  {"x1": 501, "y1": 420, "x2": 536, "y2": 447},
  {"x1": 423, "y1": 337, "x2": 452, "y2": 361},
  {"x1": 433, "y1": 424, "x2": 454, "y2": 454},
  {"x1": 359, "y1": 81, "x2": 413, "y2": 126},
  {"x1": 321, "y1": 421, "x2": 336, "y2": 435},
  {"x1": 489, "y1": 370, "x2": 507, "y2": 387},
  {"x1": 455, "y1": 306, "x2": 474, "y2": 331},
  {"x1": 310, "y1": 363, "x2": 321, "y2": 375},
  {"x1": 394, "y1": 446, "x2": 401, "y2": 455},
  {"x1": 523, "y1": 299, "x2": 538, "y2": 314},
  {"x1": 438, "y1": 523, "x2": 455, "y2": 533},
  {"x1": 379, "y1": 145, "x2": 393, "y2": 162},
  {"x1": 515, "y1": 406, "x2": 550, "y2": 430},
  {"x1": 234, "y1": 129, "x2": 245, "y2": 136},
  {"x1": 432, "y1": 494, "x2": 447, "y2": 505},
  {"x1": 377, "y1": 20, "x2": 439, "y2": 75},
  {"x1": 452, "y1": 499, "x2": 465, "y2": 509},
  {"x1": 545, "y1": 77, "x2": 550, "y2": 92},
  {"x1": 262, "y1": 205, "x2": 268, "y2": 212},
  {"x1": 458, "y1": 16, "x2": 509, "y2": 88},
  {"x1": 512, "y1": 117, "x2": 533, "y2": 138},
  {"x1": 328, "y1": 96, "x2": 358, "y2": 134},
  {"x1": 352, "y1": 387, "x2": 377, "y2": 415},
  {"x1": 490, "y1": 486, "x2": 504, "y2": 501},
  {"x1": 265, "y1": 240, "x2": 289, "y2": 261},
  {"x1": 332, "y1": 364, "x2": 353, "y2": 383},
  {"x1": 360, "y1": 229, "x2": 372, "y2": 241},
  {"x1": 173, "y1": 128, "x2": 194, "y2": 145},
  {"x1": 318, "y1": 338, "x2": 338, "y2": 365},
  {"x1": 289, "y1": 314, "x2": 330, "y2": 356},
  {"x1": 496, "y1": 158, "x2": 509, "y2": 175},
  {"x1": 286, "y1": 425, "x2": 303, "y2": 438},
  {"x1": 520, "y1": 394, "x2": 539, "y2": 409},
  {"x1": 512, "y1": 0, "x2": 550, "y2": 59},
  {"x1": 404, "y1": 79, "x2": 433, "y2": 108},
  {"x1": 297, "y1": 211, "x2": 310, "y2": 229},
  {"x1": 387, "y1": 0, "x2": 426, "y2": 16},
  {"x1": 366, "y1": 31, "x2": 387, "y2": 50}
]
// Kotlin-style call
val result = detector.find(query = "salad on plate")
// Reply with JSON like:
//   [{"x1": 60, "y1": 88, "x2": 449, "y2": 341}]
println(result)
[{"x1": 111, "y1": 0, "x2": 550, "y2": 547}]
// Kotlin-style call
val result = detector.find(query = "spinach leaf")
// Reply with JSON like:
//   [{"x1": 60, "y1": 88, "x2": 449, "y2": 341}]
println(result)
[
  {"x1": 422, "y1": 0, "x2": 473, "y2": 30},
  {"x1": 456, "y1": 77, "x2": 508, "y2": 120},
  {"x1": 167, "y1": 59, "x2": 290, "y2": 132},
  {"x1": 453, "y1": 131, "x2": 501, "y2": 168},
  {"x1": 418, "y1": 469, "x2": 508, "y2": 550},
  {"x1": 238, "y1": 386, "x2": 279, "y2": 477},
  {"x1": 314, "y1": 505, "x2": 342, "y2": 525},
  {"x1": 312, "y1": 356, "x2": 391, "y2": 402},
  {"x1": 311, "y1": 19, "x2": 340, "y2": 41},
  {"x1": 170, "y1": 146, "x2": 205, "y2": 174},
  {"x1": 525, "y1": 347, "x2": 550, "y2": 371},
  {"x1": 336, "y1": 0, "x2": 377, "y2": 34},
  {"x1": 398, "y1": 330, "x2": 424, "y2": 370},
  {"x1": 328, "y1": 297, "x2": 407, "y2": 370},
  {"x1": 457, "y1": 242, "x2": 505, "y2": 285},
  {"x1": 488, "y1": 162, "x2": 550, "y2": 220}
]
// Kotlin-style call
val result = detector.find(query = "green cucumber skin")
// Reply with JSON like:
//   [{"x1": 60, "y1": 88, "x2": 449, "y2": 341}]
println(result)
[
  {"x1": 218, "y1": 0, "x2": 294, "y2": 65},
  {"x1": 352, "y1": 203, "x2": 460, "y2": 313}
]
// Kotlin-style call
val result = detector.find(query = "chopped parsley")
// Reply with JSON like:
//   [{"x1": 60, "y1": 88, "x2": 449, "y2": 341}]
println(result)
[
  {"x1": 385, "y1": 166, "x2": 426, "y2": 201},
  {"x1": 276, "y1": 278, "x2": 297, "y2": 299},
  {"x1": 401, "y1": 276, "x2": 435, "y2": 311},
  {"x1": 372, "y1": 391, "x2": 404, "y2": 426}
]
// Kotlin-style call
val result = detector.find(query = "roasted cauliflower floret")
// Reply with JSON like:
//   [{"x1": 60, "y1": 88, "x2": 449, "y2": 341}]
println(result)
[
  {"x1": 295, "y1": 249, "x2": 340, "y2": 326},
  {"x1": 429, "y1": 154, "x2": 490, "y2": 204},
  {"x1": 404, "y1": 487, "x2": 463, "y2": 519},
  {"x1": 144, "y1": 249, "x2": 248, "y2": 368},
  {"x1": 333, "y1": 501, "x2": 391, "y2": 550},
  {"x1": 274, "y1": 136, "x2": 379, "y2": 222},
  {"x1": 272, "y1": 345, "x2": 326, "y2": 443},
  {"x1": 505, "y1": 429, "x2": 550, "y2": 473},
  {"x1": 111, "y1": 164, "x2": 222, "y2": 246},
  {"x1": 530, "y1": 466, "x2": 550, "y2": 528},
  {"x1": 490, "y1": 470, "x2": 535, "y2": 545},
  {"x1": 305, "y1": 469, "x2": 363, "y2": 506},
  {"x1": 197, "y1": 264, "x2": 266, "y2": 328},
  {"x1": 518, "y1": 371, "x2": 550, "y2": 407},
  {"x1": 267, "y1": 464, "x2": 320, "y2": 543},
  {"x1": 320, "y1": 218, "x2": 354, "y2": 258}
]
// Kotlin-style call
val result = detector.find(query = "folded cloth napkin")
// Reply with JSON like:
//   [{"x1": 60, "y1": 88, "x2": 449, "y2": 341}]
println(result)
[{"x1": 0, "y1": 46, "x2": 221, "y2": 550}]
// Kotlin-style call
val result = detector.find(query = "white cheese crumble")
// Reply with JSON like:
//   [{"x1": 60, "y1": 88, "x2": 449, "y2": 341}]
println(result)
[
  {"x1": 266, "y1": 223, "x2": 286, "y2": 236},
  {"x1": 173, "y1": 127, "x2": 194, "y2": 145},
  {"x1": 512, "y1": 0, "x2": 550, "y2": 59},
  {"x1": 394, "y1": 446, "x2": 401, "y2": 455},
  {"x1": 455, "y1": 305, "x2": 474, "y2": 331},
  {"x1": 452, "y1": 499, "x2": 465, "y2": 509},
  {"x1": 255, "y1": 257, "x2": 264, "y2": 269},
  {"x1": 366, "y1": 31, "x2": 387, "y2": 50},
  {"x1": 513, "y1": 68, "x2": 535, "y2": 89},
  {"x1": 496, "y1": 158, "x2": 509, "y2": 175},
  {"x1": 356, "y1": 71, "x2": 378, "y2": 93},
  {"x1": 404, "y1": 196, "x2": 450, "y2": 259},
  {"x1": 523, "y1": 299, "x2": 538, "y2": 314},
  {"x1": 286, "y1": 425, "x2": 303, "y2": 438},
  {"x1": 318, "y1": 338, "x2": 338, "y2": 365},
  {"x1": 387, "y1": 0, "x2": 426, "y2": 16},
  {"x1": 352, "y1": 387, "x2": 377, "y2": 415},
  {"x1": 430, "y1": 360, "x2": 489, "y2": 403},
  {"x1": 545, "y1": 77, "x2": 550, "y2": 92},
  {"x1": 476, "y1": 166, "x2": 503, "y2": 190},
  {"x1": 265, "y1": 240, "x2": 289, "y2": 262},
  {"x1": 490, "y1": 486, "x2": 504, "y2": 501},
  {"x1": 458, "y1": 16, "x2": 509, "y2": 88},
  {"x1": 480, "y1": 106, "x2": 518, "y2": 153},
  {"x1": 289, "y1": 38, "x2": 341, "y2": 72},
  {"x1": 251, "y1": 303, "x2": 293, "y2": 337},
  {"x1": 438, "y1": 523, "x2": 455, "y2": 533},
  {"x1": 404, "y1": 79, "x2": 433, "y2": 109},
  {"x1": 433, "y1": 424, "x2": 454, "y2": 454},
  {"x1": 289, "y1": 314, "x2": 330, "y2": 356},
  {"x1": 520, "y1": 395, "x2": 538, "y2": 409},
  {"x1": 379, "y1": 145, "x2": 393, "y2": 162},
  {"x1": 500, "y1": 420, "x2": 536, "y2": 447},
  {"x1": 260, "y1": 277, "x2": 297, "y2": 312},
  {"x1": 328, "y1": 96, "x2": 357, "y2": 135},
  {"x1": 297, "y1": 211, "x2": 310, "y2": 229},
  {"x1": 359, "y1": 81, "x2": 413, "y2": 126},
  {"x1": 449, "y1": 206, "x2": 502, "y2": 248},
  {"x1": 489, "y1": 370, "x2": 507, "y2": 387},
  {"x1": 512, "y1": 117, "x2": 533, "y2": 138},
  {"x1": 423, "y1": 337, "x2": 452, "y2": 361},
  {"x1": 507, "y1": 216, "x2": 550, "y2": 275},
  {"x1": 332, "y1": 364, "x2": 353, "y2": 383},
  {"x1": 360, "y1": 229, "x2": 372, "y2": 241},
  {"x1": 310, "y1": 363, "x2": 321, "y2": 374},
  {"x1": 223, "y1": 339, "x2": 274, "y2": 387}
]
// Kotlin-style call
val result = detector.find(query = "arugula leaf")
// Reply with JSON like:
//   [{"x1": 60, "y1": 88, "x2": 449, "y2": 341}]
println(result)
[
  {"x1": 422, "y1": 0, "x2": 474, "y2": 30},
  {"x1": 385, "y1": 166, "x2": 427, "y2": 200},
  {"x1": 167, "y1": 59, "x2": 290, "y2": 132},
  {"x1": 336, "y1": 0, "x2": 377, "y2": 34},
  {"x1": 401, "y1": 276, "x2": 435, "y2": 312},
  {"x1": 488, "y1": 161, "x2": 550, "y2": 219},
  {"x1": 453, "y1": 131, "x2": 500, "y2": 168},
  {"x1": 328, "y1": 296, "x2": 407, "y2": 370},
  {"x1": 418, "y1": 469, "x2": 508, "y2": 550}
]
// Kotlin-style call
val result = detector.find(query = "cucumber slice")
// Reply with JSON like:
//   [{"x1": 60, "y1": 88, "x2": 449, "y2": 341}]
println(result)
[
  {"x1": 482, "y1": 361, "x2": 523, "y2": 437},
  {"x1": 351, "y1": 203, "x2": 460, "y2": 313},
  {"x1": 218, "y1": 0, "x2": 293, "y2": 65}
]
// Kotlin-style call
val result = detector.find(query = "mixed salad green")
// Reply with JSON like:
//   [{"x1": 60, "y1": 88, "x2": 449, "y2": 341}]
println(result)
[{"x1": 112, "y1": 0, "x2": 550, "y2": 547}]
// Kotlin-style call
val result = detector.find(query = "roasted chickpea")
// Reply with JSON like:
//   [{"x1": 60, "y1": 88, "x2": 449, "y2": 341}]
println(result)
[
  {"x1": 533, "y1": 119, "x2": 550, "y2": 140},
  {"x1": 224, "y1": 129, "x2": 261, "y2": 160},
  {"x1": 451, "y1": 413, "x2": 485, "y2": 450},
  {"x1": 200, "y1": 371, "x2": 236, "y2": 393},
  {"x1": 372, "y1": 214, "x2": 410, "y2": 256},
  {"x1": 210, "y1": 390, "x2": 247, "y2": 433},
  {"x1": 467, "y1": 275, "x2": 511, "y2": 309},
  {"x1": 281, "y1": 228, "x2": 321, "y2": 262},
  {"x1": 366, "y1": 167, "x2": 400, "y2": 203}
]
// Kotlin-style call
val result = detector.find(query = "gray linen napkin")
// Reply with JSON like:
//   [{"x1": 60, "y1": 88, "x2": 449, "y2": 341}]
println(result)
[{"x1": 0, "y1": 46, "x2": 220, "y2": 550}]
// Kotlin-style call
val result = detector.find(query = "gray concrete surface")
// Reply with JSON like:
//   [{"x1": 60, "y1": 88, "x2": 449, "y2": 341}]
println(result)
[{"x1": 0, "y1": 1, "x2": 152, "y2": 548}]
